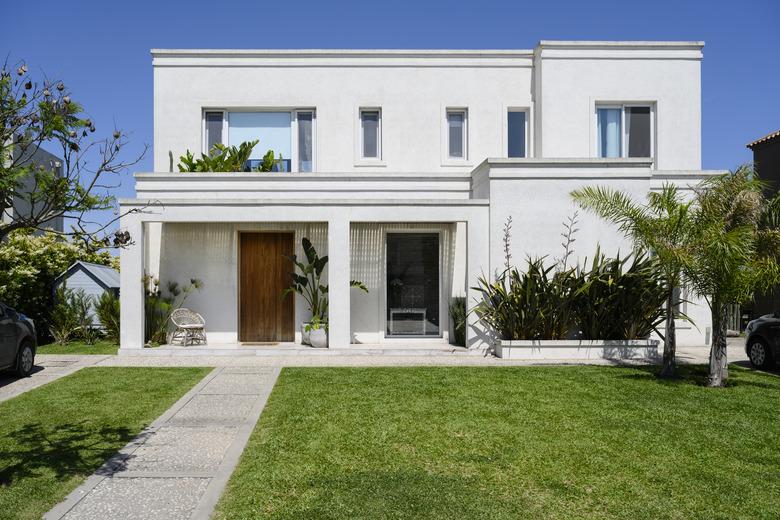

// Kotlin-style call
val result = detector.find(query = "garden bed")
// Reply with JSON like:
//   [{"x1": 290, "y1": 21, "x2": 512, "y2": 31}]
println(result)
[{"x1": 495, "y1": 339, "x2": 659, "y2": 360}]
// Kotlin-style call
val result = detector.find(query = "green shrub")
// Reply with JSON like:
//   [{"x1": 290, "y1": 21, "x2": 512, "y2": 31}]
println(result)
[
  {"x1": 572, "y1": 252, "x2": 667, "y2": 340},
  {"x1": 449, "y1": 297, "x2": 467, "y2": 346},
  {"x1": 144, "y1": 274, "x2": 203, "y2": 345},
  {"x1": 49, "y1": 287, "x2": 80, "y2": 345},
  {"x1": 473, "y1": 252, "x2": 668, "y2": 341},
  {"x1": 473, "y1": 258, "x2": 577, "y2": 341},
  {"x1": 0, "y1": 230, "x2": 115, "y2": 342},
  {"x1": 95, "y1": 291, "x2": 120, "y2": 343},
  {"x1": 177, "y1": 140, "x2": 282, "y2": 173}
]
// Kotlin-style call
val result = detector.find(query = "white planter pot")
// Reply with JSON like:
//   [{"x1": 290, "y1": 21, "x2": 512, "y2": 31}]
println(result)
[
  {"x1": 301, "y1": 323, "x2": 311, "y2": 345},
  {"x1": 309, "y1": 328, "x2": 328, "y2": 348},
  {"x1": 495, "y1": 339, "x2": 660, "y2": 360}
]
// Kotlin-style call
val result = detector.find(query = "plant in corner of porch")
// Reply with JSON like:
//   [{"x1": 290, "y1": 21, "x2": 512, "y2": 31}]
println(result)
[
  {"x1": 683, "y1": 166, "x2": 780, "y2": 387},
  {"x1": 448, "y1": 296, "x2": 466, "y2": 346},
  {"x1": 143, "y1": 274, "x2": 203, "y2": 345},
  {"x1": 283, "y1": 237, "x2": 368, "y2": 343},
  {"x1": 572, "y1": 183, "x2": 694, "y2": 378}
]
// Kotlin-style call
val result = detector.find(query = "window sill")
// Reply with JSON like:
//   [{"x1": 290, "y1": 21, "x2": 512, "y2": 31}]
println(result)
[
  {"x1": 441, "y1": 160, "x2": 472, "y2": 168},
  {"x1": 354, "y1": 159, "x2": 387, "y2": 167}
]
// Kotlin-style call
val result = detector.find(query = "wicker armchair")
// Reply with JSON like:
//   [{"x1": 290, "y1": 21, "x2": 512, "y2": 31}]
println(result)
[{"x1": 169, "y1": 308, "x2": 207, "y2": 346}]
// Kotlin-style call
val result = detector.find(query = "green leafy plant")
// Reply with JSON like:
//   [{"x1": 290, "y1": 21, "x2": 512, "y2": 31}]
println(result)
[
  {"x1": 572, "y1": 183, "x2": 694, "y2": 378},
  {"x1": 283, "y1": 237, "x2": 368, "y2": 323},
  {"x1": 448, "y1": 296, "x2": 467, "y2": 346},
  {"x1": 304, "y1": 315, "x2": 328, "y2": 332},
  {"x1": 95, "y1": 291, "x2": 120, "y2": 343},
  {"x1": 572, "y1": 251, "x2": 667, "y2": 340},
  {"x1": 143, "y1": 274, "x2": 203, "y2": 345},
  {"x1": 177, "y1": 140, "x2": 283, "y2": 173},
  {"x1": 683, "y1": 166, "x2": 780, "y2": 386},
  {"x1": 69, "y1": 289, "x2": 98, "y2": 344},
  {"x1": 0, "y1": 230, "x2": 116, "y2": 342},
  {"x1": 49, "y1": 286, "x2": 79, "y2": 345}
]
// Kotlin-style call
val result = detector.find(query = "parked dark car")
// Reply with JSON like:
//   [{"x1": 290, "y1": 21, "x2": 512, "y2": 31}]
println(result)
[
  {"x1": 0, "y1": 302, "x2": 37, "y2": 376},
  {"x1": 744, "y1": 313, "x2": 780, "y2": 369}
]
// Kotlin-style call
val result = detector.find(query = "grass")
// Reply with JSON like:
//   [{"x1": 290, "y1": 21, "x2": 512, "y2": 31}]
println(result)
[
  {"x1": 36, "y1": 340, "x2": 119, "y2": 355},
  {"x1": 0, "y1": 366, "x2": 210, "y2": 520},
  {"x1": 215, "y1": 365, "x2": 780, "y2": 520}
]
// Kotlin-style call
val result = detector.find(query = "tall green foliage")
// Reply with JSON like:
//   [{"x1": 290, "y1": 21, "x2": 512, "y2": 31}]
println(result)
[
  {"x1": 95, "y1": 291, "x2": 120, "y2": 343},
  {"x1": 572, "y1": 183, "x2": 693, "y2": 377},
  {"x1": 684, "y1": 166, "x2": 780, "y2": 386},
  {"x1": 283, "y1": 237, "x2": 368, "y2": 322},
  {"x1": 473, "y1": 253, "x2": 667, "y2": 341},
  {"x1": 0, "y1": 230, "x2": 116, "y2": 340}
]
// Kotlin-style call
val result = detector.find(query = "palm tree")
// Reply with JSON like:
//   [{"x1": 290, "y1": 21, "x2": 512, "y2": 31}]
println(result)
[
  {"x1": 684, "y1": 166, "x2": 780, "y2": 387},
  {"x1": 571, "y1": 184, "x2": 692, "y2": 378}
]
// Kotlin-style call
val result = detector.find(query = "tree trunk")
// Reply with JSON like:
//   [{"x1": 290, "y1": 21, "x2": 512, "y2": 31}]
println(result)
[
  {"x1": 708, "y1": 300, "x2": 729, "y2": 387},
  {"x1": 659, "y1": 286, "x2": 677, "y2": 378}
]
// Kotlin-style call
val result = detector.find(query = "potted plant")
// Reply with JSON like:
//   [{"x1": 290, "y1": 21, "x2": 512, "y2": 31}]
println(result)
[{"x1": 283, "y1": 237, "x2": 368, "y2": 347}]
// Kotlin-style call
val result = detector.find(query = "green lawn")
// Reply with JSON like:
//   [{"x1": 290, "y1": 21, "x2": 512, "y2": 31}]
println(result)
[
  {"x1": 215, "y1": 366, "x2": 780, "y2": 520},
  {"x1": 36, "y1": 340, "x2": 118, "y2": 355},
  {"x1": 0, "y1": 367, "x2": 210, "y2": 520}
]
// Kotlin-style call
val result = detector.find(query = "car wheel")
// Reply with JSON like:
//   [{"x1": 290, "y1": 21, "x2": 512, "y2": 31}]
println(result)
[
  {"x1": 15, "y1": 341, "x2": 34, "y2": 377},
  {"x1": 748, "y1": 339, "x2": 773, "y2": 369}
]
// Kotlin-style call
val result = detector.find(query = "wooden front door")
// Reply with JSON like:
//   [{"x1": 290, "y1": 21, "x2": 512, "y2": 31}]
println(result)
[{"x1": 239, "y1": 232, "x2": 295, "y2": 342}]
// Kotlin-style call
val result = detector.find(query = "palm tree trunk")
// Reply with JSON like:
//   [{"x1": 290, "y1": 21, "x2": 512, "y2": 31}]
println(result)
[
  {"x1": 659, "y1": 286, "x2": 677, "y2": 378},
  {"x1": 708, "y1": 300, "x2": 729, "y2": 387}
]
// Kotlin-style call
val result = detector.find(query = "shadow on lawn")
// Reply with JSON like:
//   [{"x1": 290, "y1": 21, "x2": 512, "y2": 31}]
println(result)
[
  {"x1": 0, "y1": 420, "x2": 141, "y2": 487},
  {"x1": 610, "y1": 363, "x2": 780, "y2": 390},
  {"x1": 296, "y1": 468, "x2": 502, "y2": 517}
]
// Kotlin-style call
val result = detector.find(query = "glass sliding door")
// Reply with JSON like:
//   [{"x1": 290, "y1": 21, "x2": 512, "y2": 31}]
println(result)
[{"x1": 386, "y1": 233, "x2": 440, "y2": 337}]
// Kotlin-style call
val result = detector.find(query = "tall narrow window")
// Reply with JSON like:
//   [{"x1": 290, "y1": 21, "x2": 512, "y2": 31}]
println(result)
[
  {"x1": 360, "y1": 109, "x2": 380, "y2": 159},
  {"x1": 597, "y1": 108, "x2": 622, "y2": 158},
  {"x1": 626, "y1": 106, "x2": 651, "y2": 158},
  {"x1": 297, "y1": 111, "x2": 313, "y2": 172},
  {"x1": 507, "y1": 110, "x2": 527, "y2": 158},
  {"x1": 447, "y1": 110, "x2": 466, "y2": 159},
  {"x1": 204, "y1": 111, "x2": 224, "y2": 154}
]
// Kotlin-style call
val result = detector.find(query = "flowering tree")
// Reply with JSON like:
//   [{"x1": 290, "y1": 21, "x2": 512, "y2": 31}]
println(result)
[{"x1": 0, "y1": 60, "x2": 145, "y2": 246}]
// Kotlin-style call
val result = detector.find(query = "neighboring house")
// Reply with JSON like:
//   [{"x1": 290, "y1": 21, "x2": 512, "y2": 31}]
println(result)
[
  {"x1": 1, "y1": 146, "x2": 65, "y2": 234},
  {"x1": 747, "y1": 130, "x2": 780, "y2": 319},
  {"x1": 118, "y1": 40, "x2": 721, "y2": 351},
  {"x1": 54, "y1": 261, "x2": 120, "y2": 324}
]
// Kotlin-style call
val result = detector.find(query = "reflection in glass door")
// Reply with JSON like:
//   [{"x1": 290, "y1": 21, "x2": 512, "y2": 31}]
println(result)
[{"x1": 386, "y1": 233, "x2": 440, "y2": 337}]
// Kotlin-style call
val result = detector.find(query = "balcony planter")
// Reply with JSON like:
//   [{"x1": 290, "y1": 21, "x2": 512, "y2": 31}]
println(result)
[{"x1": 494, "y1": 339, "x2": 660, "y2": 360}]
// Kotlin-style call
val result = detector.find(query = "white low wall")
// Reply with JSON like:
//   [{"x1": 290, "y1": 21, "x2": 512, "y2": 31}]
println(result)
[{"x1": 495, "y1": 339, "x2": 660, "y2": 360}]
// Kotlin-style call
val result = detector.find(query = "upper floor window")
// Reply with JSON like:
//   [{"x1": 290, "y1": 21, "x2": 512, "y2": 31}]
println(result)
[
  {"x1": 360, "y1": 109, "x2": 381, "y2": 159},
  {"x1": 202, "y1": 109, "x2": 315, "y2": 172},
  {"x1": 507, "y1": 109, "x2": 527, "y2": 158},
  {"x1": 446, "y1": 109, "x2": 467, "y2": 159},
  {"x1": 597, "y1": 104, "x2": 653, "y2": 159},
  {"x1": 204, "y1": 111, "x2": 224, "y2": 154}
]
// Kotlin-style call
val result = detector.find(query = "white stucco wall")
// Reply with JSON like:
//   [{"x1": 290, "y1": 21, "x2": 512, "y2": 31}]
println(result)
[{"x1": 535, "y1": 42, "x2": 702, "y2": 170}]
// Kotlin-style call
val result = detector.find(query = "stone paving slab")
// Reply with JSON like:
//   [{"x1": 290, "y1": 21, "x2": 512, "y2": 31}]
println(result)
[
  {"x1": 46, "y1": 367, "x2": 281, "y2": 520},
  {"x1": 200, "y1": 372, "x2": 268, "y2": 394},
  {"x1": 120, "y1": 425, "x2": 238, "y2": 473},
  {"x1": 166, "y1": 394, "x2": 257, "y2": 426},
  {"x1": 61, "y1": 477, "x2": 209, "y2": 520}
]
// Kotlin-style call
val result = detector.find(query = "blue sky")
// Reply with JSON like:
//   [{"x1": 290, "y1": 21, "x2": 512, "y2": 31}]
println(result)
[{"x1": 3, "y1": 0, "x2": 779, "y2": 231}]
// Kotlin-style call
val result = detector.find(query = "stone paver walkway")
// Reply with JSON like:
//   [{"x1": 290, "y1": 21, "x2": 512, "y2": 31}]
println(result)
[
  {"x1": 0, "y1": 355, "x2": 110, "y2": 404},
  {"x1": 45, "y1": 366, "x2": 280, "y2": 520}
]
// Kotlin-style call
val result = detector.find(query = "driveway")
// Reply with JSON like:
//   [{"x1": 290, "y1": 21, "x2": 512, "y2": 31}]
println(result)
[{"x1": 0, "y1": 354, "x2": 110, "y2": 404}]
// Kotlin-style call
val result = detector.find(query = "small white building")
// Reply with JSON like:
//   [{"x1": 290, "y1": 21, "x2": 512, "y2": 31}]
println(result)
[{"x1": 119, "y1": 40, "x2": 719, "y2": 352}]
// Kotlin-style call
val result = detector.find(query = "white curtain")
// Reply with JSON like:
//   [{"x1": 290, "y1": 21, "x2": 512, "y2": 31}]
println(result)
[{"x1": 598, "y1": 108, "x2": 621, "y2": 158}]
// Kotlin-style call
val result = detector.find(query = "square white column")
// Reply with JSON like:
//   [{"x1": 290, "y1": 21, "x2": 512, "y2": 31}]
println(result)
[
  {"x1": 328, "y1": 219, "x2": 351, "y2": 347},
  {"x1": 466, "y1": 212, "x2": 490, "y2": 350},
  {"x1": 120, "y1": 215, "x2": 145, "y2": 349}
]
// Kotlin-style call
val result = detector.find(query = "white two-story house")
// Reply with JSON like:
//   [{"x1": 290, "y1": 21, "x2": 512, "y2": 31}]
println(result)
[{"x1": 119, "y1": 40, "x2": 719, "y2": 352}]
